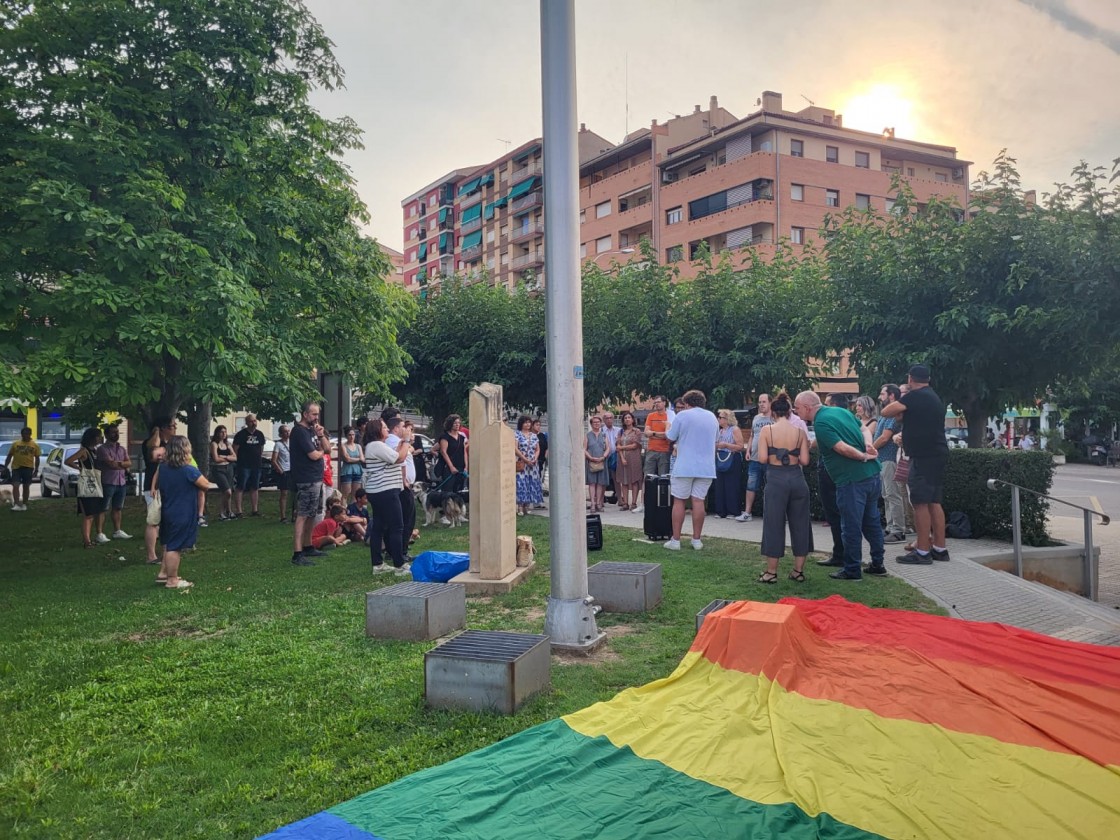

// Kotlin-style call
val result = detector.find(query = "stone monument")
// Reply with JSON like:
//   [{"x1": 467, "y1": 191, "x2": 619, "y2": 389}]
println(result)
[{"x1": 450, "y1": 382, "x2": 534, "y2": 594}]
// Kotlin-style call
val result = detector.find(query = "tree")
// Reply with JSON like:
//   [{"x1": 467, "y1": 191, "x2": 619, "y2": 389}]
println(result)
[
  {"x1": 390, "y1": 276, "x2": 546, "y2": 426},
  {"x1": 803, "y1": 152, "x2": 1119, "y2": 445},
  {"x1": 0, "y1": 0, "x2": 413, "y2": 439}
]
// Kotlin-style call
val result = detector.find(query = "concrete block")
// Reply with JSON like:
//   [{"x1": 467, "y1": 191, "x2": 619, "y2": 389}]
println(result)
[
  {"x1": 365, "y1": 581, "x2": 466, "y2": 641},
  {"x1": 425, "y1": 630, "x2": 551, "y2": 715},
  {"x1": 588, "y1": 561, "x2": 662, "y2": 613},
  {"x1": 696, "y1": 599, "x2": 736, "y2": 632}
]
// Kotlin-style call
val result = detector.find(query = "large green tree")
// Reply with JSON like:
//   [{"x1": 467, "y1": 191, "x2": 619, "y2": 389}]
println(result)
[
  {"x1": 804, "y1": 152, "x2": 1119, "y2": 444},
  {"x1": 0, "y1": 0, "x2": 412, "y2": 435}
]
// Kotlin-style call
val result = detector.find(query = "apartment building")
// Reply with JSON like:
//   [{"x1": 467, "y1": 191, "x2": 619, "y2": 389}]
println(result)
[{"x1": 402, "y1": 90, "x2": 970, "y2": 290}]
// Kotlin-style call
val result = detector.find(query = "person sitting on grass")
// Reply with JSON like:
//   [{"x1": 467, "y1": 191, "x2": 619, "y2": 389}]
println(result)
[
  {"x1": 347, "y1": 488, "x2": 372, "y2": 544},
  {"x1": 311, "y1": 504, "x2": 350, "y2": 550}
]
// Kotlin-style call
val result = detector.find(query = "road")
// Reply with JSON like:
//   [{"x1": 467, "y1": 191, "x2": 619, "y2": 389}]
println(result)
[{"x1": 1048, "y1": 463, "x2": 1120, "y2": 609}]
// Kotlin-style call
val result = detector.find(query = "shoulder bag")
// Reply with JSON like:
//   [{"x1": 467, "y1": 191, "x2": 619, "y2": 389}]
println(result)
[{"x1": 77, "y1": 451, "x2": 103, "y2": 498}]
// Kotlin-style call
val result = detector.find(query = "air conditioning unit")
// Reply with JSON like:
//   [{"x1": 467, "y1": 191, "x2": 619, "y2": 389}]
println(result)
[{"x1": 662, "y1": 171, "x2": 679, "y2": 184}]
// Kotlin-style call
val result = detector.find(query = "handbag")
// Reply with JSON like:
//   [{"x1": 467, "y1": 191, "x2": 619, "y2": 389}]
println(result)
[
  {"x1": 77, "y1": 454, "x2": 103, "y2": 498},
  {"x1": 146, "y1": 491, "x2": 162, "y2": 526},
  {"x1": 894, "y1": 456, "x2": 910, "y2": 483},
  {"x1": 515, "y1": 458, "x2": 526, "y2": 473},
  {"x1": 589, "y1": 460, "x2": 605, "y2": 473},
  {"x1": 716, "y1": 449, "x2": 735, "y2": 473}
]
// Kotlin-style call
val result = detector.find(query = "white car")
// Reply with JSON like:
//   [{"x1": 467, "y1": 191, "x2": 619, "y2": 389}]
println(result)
[
  {"x1": 40, "y1": 444, "x2": 81, "y2": 497},
  {"x1": 0, "y1": 439, "x2": 61, "y2": 482}
]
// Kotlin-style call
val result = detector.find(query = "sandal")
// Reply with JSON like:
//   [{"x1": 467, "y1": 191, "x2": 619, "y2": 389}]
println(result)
[
  {"x1": 789, "y1": 569, "x2": 807, "y2": 583},
  {"x1": 154, "y1": 576, "x2": 168, "y2": 585},
  {"x1": 757, "y1": 571, "x2": 778, "y2": 584},
  {"x1": 619, "y1": 504, "x2": 630, "y2": 511},
  {"x1": 165, "y1": 579, "x2": 193, "y2": 589}
]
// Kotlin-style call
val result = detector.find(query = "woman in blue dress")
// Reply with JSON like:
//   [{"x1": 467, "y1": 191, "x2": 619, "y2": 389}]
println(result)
[
  {"x1": 513, "y1": 416, "x2": 543, "y2": 515},
  {"x1": 151, "y1": 436, "x2": 216, "y2": 589}
]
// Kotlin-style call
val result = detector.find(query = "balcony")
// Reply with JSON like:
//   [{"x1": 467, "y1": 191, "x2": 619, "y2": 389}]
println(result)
[
  {"x1": 460, "y1": 217, "x2": 482, "y2": 235},
  {"x1": 461, "y1": 244, "x2": 482, "y2": 261},
  {"x1": 510, "y1": 221, "x2": 544, "y2": 244},
  {"x1": 511, "y1": 191, "x2": 543, "y2": 214},
  {"x1": 459, "y1": 191, "x2": 482, "y2": 210},
  {"x1": 511, "y1": 161, "x2": 543, "y2": 182},
  {"x1": 511, "y1": 251, "x2": 544, "y2": 271}
]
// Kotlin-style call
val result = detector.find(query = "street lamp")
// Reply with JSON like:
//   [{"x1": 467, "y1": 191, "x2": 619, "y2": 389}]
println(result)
[{"x1": 585, "y1": 247, "x2": 635, "y2": 268}]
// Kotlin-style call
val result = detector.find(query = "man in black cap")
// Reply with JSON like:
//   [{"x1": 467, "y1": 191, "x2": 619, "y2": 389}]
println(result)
[{"x1": 880, "y1": 364, "x2": 949, "y2": 564}]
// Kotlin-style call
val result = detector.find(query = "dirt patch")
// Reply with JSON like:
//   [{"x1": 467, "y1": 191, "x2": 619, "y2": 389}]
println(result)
[
  {"x1": 123, "y1": 620, "x2": 230, "y2": 643},
  {"x1": 551, "y1": 623, "x2": 634, "y2": 666},
  {"x1": 521, "y1": 605, "x2": 546, "y2": 624}
]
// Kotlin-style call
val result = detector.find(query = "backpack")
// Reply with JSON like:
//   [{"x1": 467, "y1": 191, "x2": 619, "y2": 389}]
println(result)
[{"x1": 946, "y1": 511, "x2": 973, "y2": 539}]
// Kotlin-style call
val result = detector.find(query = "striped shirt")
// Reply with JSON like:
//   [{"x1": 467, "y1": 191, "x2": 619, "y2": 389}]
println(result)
[{"x1": 363, "y1": 441, "x2": 402, "y2": 495}]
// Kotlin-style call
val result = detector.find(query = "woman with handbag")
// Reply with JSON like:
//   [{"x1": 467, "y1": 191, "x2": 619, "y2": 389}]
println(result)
[
  {"x1": 513, "y1": 415, "x2": 542, "y2": 516},
  {"x1": 65, "y1": 427, "x2": 105, "y2": 548},
  {"x1": 713, "y1": 409, "x2": 745, "y2": 518},
  {"x1": 584, "y1": 414, "x2": 612, "y2": 513},
  {"x1": 614, "y1": 411, "x2": 644, "y2": 511},
  {"x1": 151, "y1": 436, "x2": 216, "y2": 589}
]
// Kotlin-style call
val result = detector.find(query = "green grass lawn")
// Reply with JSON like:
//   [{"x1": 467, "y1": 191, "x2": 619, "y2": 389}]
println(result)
[{"x1": 0, "y1": 494, "x2": 941, "y2": 838}]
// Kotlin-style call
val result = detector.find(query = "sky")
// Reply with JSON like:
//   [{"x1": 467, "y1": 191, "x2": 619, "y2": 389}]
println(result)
[{"x1": 302, "y1": 0, "x2": 1120, "y2": 250}]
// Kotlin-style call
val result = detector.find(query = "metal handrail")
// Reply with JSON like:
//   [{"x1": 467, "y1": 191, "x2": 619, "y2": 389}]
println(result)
[{"x1": 986, "y1": 478, "x2": 1109, "y2": 601}]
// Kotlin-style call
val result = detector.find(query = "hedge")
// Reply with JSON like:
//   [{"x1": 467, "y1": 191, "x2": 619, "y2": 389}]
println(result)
[{"x1": 738, "y1": 450, "x2": 1054, "y2": 546}]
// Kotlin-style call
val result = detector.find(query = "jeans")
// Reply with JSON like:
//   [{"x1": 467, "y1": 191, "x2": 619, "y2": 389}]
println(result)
[{"x1": 834, "y1": 475, "x2": 885, "y2": 577}]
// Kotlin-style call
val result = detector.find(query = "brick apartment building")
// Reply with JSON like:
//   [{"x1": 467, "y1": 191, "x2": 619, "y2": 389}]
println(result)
[{"x1": 401, "y1": 90, "x2": 970, "y2": 293}]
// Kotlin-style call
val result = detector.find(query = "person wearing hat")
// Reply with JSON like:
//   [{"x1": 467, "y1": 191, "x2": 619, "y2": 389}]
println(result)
[{"x1": 880, "y1": 364, "x2": 949, "y2": 565}]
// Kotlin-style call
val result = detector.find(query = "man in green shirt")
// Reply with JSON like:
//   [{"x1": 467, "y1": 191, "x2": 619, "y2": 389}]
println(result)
[{"x1": 794, "y1": 391, "x2": 886, "y2": 580}]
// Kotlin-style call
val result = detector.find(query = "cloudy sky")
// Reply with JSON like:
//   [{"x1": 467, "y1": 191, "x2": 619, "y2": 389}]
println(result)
[{"x1": 302, "y1": 0, "x2": 1120, "y2": 250}]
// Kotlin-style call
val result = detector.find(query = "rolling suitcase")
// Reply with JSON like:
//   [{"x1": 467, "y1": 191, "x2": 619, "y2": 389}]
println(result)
[{"x1": 643, "y1": 474, "x2": 673, "y2": 541}]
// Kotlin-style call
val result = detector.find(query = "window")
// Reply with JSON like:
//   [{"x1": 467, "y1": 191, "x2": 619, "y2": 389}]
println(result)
[
  {"x1": 826, "y1": 146, "x2": 839, "y2": 164},
  {"x1": 580, "y1": 243, "x2": 587, "y2": 259},
  {"x1": 791, "y1": 227, "x2": 805, "y2": 245},
  {"x1": 596, "y1": 235, "x2": 611, "y2": 253},
  {"x1": 620, "y1": 232, "x2": 630, "y2": 248},
  {"x1": 791, "y1": 184, "x2": 804, "y2": 202},
  {"x1": 855, "y1": 151, "x2": 870, "y2": 169},
  {"x1": 666, "y1": 245, "x2": 683, "y2": 263},
  {"x1": 487, "y1": 229, "x2": 495, "y2": 243},
  {"x1": 907, "y1": 167, "x2": 915, "y2": 177},
  {"x1": 666, "y1": 207, "x2": 682, "y2": 225},
  {"x1": 688, "y1": 190, "x2": 728, "y2": 220},
  {"x1": 790, "y1": 139, "x2": 804, "y2": 158},
  {"x1": 826, "y1": 189, "x2": 839, "y2": 207},
  {"x1": 595, "y1": 200, "x2": 611, "y2": 219},
  {"x1": 856, "y1": 194, "x2": 871, "y2": 210},
  {"x1": 757, "y1": 139, "x2": 773, "y2": 152},
  {"x1": 502, "y1": 252, "x2": 510, "y2": 264},
  {"x1": 579, "y1": 210, "x2": 586, "y2": 224},
  {"x1": 935, "y1": 172, "x2": 948, "y2": 183},
  {"x1": 487, "y1": 258, "x2": 495, "y2": 270},
  {"x1": 885, "y1": 198, "x2": 898, "y2": 214},
  {"x1": 409, "y1": 205, "x2": 417, "y2": 217}
]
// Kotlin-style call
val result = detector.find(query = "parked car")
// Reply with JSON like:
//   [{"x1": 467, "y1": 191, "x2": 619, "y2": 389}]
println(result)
[
  {"x1": 0, "y1": 439, "x2": 62, "y2": 482},
  {"x1": 945, "y1": 429, "x2": 969, "y2": 449},
  {"x1": 40, "y1": 444, "x2": 80, "y2": 497}
]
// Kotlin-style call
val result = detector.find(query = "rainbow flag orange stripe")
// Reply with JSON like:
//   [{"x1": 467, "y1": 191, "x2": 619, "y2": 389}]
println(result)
[{"x1": 264, "y1": 597, "x2": 1120, "y2": 839}]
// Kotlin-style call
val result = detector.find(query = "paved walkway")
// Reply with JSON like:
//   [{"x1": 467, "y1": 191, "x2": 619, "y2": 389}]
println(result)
[{"x1": 572, "y1": 504, "x2": 1120, "y2": 646}]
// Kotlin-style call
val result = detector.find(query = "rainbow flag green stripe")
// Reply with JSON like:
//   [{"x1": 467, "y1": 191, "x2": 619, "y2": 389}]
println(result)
[{"x1": 321, "y1": 720, "x2": 876, "y2": 840}]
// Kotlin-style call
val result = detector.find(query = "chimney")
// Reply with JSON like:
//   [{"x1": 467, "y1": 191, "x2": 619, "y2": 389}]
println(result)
[
  {"x1": 835, "y1": 114, "x2": 842, "y2": 128},
  {"x1": 709, "y1": 95, "x2": 718, "y2": 112},
  {"x1": 761, "y1": 90, "x2": 783, "y2": 113},
  {"x1": 579, "y1": 122, "x2": 586, "y2": 132},
  {"x1": 694, "y1": 104, "x2": 700, "y2": 113}
]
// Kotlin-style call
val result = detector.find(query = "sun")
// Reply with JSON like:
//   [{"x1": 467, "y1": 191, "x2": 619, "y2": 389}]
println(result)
[{"x1": 840, "y1": 83, "x2": 918, "y2": 140}]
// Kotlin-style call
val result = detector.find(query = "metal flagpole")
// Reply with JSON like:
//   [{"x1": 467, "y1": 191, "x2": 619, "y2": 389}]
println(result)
[{"x1": 540, "y1": 0, "x2": 603, "y2": 651}]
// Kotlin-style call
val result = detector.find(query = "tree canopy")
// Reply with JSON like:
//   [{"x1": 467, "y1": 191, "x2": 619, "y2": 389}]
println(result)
[{"x1": 0, "y1": 0, "x2": 413, "y2": 430}]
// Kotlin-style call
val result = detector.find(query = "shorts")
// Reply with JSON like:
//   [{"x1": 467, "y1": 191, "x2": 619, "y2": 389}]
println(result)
[
  {"x1": 670, "y1": 476, "x2": 712, "y2": 500},
  {"x1": 294, "y1": 482, "x2": 324, "y2": 518},
  {"x1": 211, "y1": 465, "x2": 233, "y2": 492},
  {"x1": 340, "y1": 467, "x2": 363, "y2": 483},
  {"x1": 237, "y1": 465, "x2": 261, "y2": 491},
  {"x1": 11, "y1": 466, "x2": 34, "y2": 487},
  {"x1": 102, "y1": 483, "x2": 127, "y2": 511},
  {"x1": 275, "y1": 472, "x2": 290, "y2": 491},
  {"x1": 908, "y1": 453, "x2": 948, "y2": 505},
  {"x1": 746, "y1": 460, "x2": 768, "y2": 492}
]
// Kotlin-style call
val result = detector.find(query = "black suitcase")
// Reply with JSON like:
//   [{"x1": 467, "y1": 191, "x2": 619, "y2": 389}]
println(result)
[{"x1": 643, "y1": 474, "x2": 673, "y2": 541}]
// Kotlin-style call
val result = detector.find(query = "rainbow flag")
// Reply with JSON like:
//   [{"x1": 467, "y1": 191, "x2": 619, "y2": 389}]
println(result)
[{"x1": 264, "y1": 597, "x2": 1120, "y2": 838}]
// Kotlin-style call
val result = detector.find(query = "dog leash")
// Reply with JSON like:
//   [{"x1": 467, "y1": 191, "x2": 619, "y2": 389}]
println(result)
[{"x1": 429, "y1": 469, "x2": 469, "y2": 492}]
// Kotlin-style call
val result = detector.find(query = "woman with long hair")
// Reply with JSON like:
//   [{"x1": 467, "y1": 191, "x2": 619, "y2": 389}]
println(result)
[
  {"x1": 584, "y1": 414, "x2": 612, "y2": 513},
  {"x1": 756, "y1": 393, "x2": 813, "y2": 584},
  {"x1": 361, "y1": 418, "x2": 412, "y2": 575},
  {"x1": 151, "y1": 436, "x2": 217, "y2": 589},
  {"x1": 513, "y1": 415, "x2": 543, "y2": 515},
  {"x1": 438, "y1": 414, "x2": 469, "y2": 494},
  {"x1": 338, "y1": 426, "x2": 364, "y2": 504},
  {"x1": 64, "y1": 427, "x2": 104, "y2": 548},
  {"x1": 713, "y1": 409, "x2": 746, "y2": 518},
  {"x1": 209, "y1": 425, "x2": 236, "y2": 521},
  {"x1": 854, "y1": 395, "x2": 878, "y2": 449},
  {"x1": 614, "y1": 411, "x2": 644, "y2": 511}
]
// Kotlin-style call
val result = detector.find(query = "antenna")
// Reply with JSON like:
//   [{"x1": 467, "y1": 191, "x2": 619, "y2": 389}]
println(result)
[
  {"x1": 800, "y1": 94, "x2": 815, "y2": 107},
  {"x1": 497, "y1": 138, "x2": 511, "y2": 153}
]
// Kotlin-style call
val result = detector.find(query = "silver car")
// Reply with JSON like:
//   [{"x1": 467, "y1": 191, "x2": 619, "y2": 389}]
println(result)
[
  {"x1": 40, "y1": 444, "x2": 81, "y2": 497},
  {"x1": 0, "y1": 439, "x2": 61, "y2": 483}
]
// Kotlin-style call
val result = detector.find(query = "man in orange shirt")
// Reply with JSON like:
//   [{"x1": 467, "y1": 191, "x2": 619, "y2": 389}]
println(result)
[{"x1": 642, "y1": 395, "x2": 672, "y2": 477}]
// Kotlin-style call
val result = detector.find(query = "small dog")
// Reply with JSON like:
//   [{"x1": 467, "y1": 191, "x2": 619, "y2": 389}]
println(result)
[
  {"x1": 0, "y1": 487, "x2": 13, "y2": 507},
  {"x1": 419, "y1": 484, "x2": 467, "y2": 528}
]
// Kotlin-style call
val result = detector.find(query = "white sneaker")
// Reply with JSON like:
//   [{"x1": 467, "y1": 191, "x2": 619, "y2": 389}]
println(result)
[
  {"x1": 632, "y1": 505, "x2": 644, "y2": 514},
  {"x1": 395, "y1": 562, "x2": 413, "y2": 576},
  {"x1": 371, "y1": 563, "x2": 391, "y2": 573},
  {"x1": 734, "y1": 512, "x2": 752, "y2": 522},
  {"x1": 691, "y1": 539, "x2": 703, "y2": 550},
  {"x1": 439, "y1": 516, "x2": 450, "y2": 526},
  {"x1": 112, "y1": 530, "x2": 132, "y2": 540},
  {"x1": 664, "y1": 539, "x2": 681, "y2": 551},
  {"x1": 95, "y1": 533, "x2": 111, "y2": 544}
]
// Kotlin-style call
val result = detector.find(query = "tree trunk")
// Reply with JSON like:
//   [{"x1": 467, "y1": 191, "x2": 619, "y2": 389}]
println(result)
[
  {"x1": 187, "y1": 401, "x2": 213, "y2": 475},
  {"x1": 959, "y1": 395, "x2": 989, "y2": 449}
]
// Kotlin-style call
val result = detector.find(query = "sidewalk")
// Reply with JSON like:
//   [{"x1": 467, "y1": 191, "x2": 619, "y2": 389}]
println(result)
[{"x1": 566, "y1": 503, "x2": 1120, "y2": 647}]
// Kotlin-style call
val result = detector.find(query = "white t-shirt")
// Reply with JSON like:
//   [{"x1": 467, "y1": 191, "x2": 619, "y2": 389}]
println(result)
[
  {"x1": 364, "y1": 441, "x2": 402, "y2": 494},
  {"x1": 666, "y1": 407, "x2": 719, "y2": 479},
  {"x1": 274, "y1": 440, "x2": 291, "y2": 472},
  {"x1": 603, "y1": 424, "x2": 621, "y2": 448}
]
